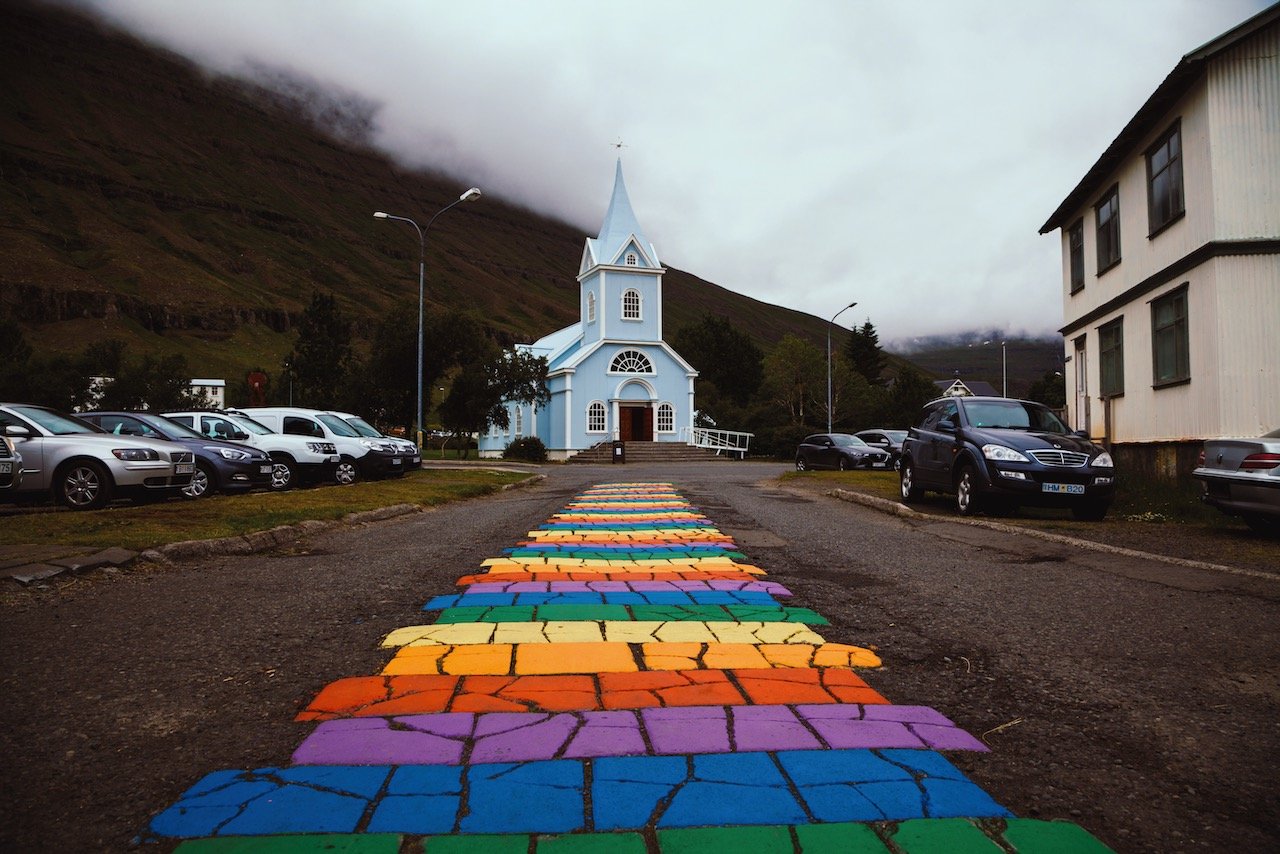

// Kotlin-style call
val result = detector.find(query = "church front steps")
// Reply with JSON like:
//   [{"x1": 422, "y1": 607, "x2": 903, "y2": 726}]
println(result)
[{"x1": 567, "y1": 442, "x2": 732, "y2": 464}]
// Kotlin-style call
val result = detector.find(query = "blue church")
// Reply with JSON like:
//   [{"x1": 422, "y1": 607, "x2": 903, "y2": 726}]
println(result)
[{"x1": 478, "y1": 162, "x2": 697, "y2": 460}]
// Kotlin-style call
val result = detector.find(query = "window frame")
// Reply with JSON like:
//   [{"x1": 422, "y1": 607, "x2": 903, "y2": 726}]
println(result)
[
  {"x1": 1098, "y1": 317, "x2": 1125, "y2": 398},
  {"x1": 621, "y1": 288, "x2": 642, "y2": 321},
  {"x1": 587, "y1": 401, "x2": 607, "y2": 433},
  {"x1": 609, "y1": 349, "x2": 654, "y2": 374},
  {"x1": 586, "y1": 290, "x2": 596, "y2": 324},
  {"x1": 1094, "y1": 184, "x2": 1121, "y2": 275},
  {"x1": 1150, "y1": 285, "x2": 1190, "y2": 388},
  {"x1": 656, "y1": 402, "x2": 675, "y2": 433},
  {"x1": 1146, "y1": 120, "x2": 1185, "y2": 237},
  {"x1": 1068, "y1": 218, "x2": 1085, "y2": 294},
  {"x1": 513, "y1": 406, "x2": 523, "y2": 437}
]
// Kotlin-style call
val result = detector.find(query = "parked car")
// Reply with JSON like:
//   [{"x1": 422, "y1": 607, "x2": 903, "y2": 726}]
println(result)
[
  {"x1": 162, "y1": 409, "x2": 338, "y2": 491},
  {"x1": 79, "y1": 411, "x2": 273, "y2": 499},
  {"x1": 795, "y1": 433, "x2": 891, "y2": 471},
  {"x1": 855, "y1": 429, "x2": 909, "y2": 470},
  {"x1": 236, "y1": 407, "x2": 402, "y2": 484},
  {"x1": 899, "y1": 396, "x2": 1116, "y2": 520},
  {"x1": 330, "y1": 411, "x2": 421, "y2": 473},
  {"x1": 0, "y1": 402, "x2": 194, "y2": 509},
  {"x1": 1, "y1": 433, "x2": 23, "y2": 493},
  {"x1": 1191, "y1": 428, "x2": 1280, "y2": 535}
]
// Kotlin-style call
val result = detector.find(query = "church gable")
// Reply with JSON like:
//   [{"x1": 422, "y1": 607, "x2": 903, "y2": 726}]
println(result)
[
  {"x1": 609, "y1": 237, "x2": 655, "y2": 268},
  {"x1": 579, "y1": 241, "x2": 599, "y2": 276}
]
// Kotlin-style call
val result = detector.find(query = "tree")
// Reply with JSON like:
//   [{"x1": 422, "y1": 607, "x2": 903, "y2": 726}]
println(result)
[
  {"x1": 671, "y1": 314, "x2": 764, "y2": 407},
  {"x1": 287, "y1": 291, "x2": 354, "y2": 409},
  {"x1": 761, "y1": 334, "x2": 826, "y2": 425},
  {"x1": 1026, "y1": 370, "x2": 1067, "y2": 409},
  {"x1": 882, "y1": 366, "x2": 937, "y2": 428},
  {"x1": 439, "y1": 349, "x2": 550, "y2": 457},
  {"x1": 845, "y1": 320, "x2": 887, "y2": 386}
]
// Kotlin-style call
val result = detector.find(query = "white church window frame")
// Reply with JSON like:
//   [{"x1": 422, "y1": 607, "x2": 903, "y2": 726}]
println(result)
[
  {"x1": 609, "y1": 349, "x2": 654, "y2": 375},
  {"x1": 622, "y1": 288, "x2": 642, "y2": 321},
  {"x1": 587, "y1": 290, "x2": 596, "y2": 324},
  {"x1": 513, "y1": 406, "x2": 523, "y2": 437},
  {"x1": 625, "y1": 252, "x2": 638, "y2": 266},
  {"x1": 587, "y1": 400, "x2": 607, "y2": 433},
  {"x1": 656, "y1": 402, "x2": 675, "y2": 433}
]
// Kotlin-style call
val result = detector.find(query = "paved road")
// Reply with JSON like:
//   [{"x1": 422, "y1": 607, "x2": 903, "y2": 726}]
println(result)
[{"x1": 1, "y1": 462, "x2": 1276, "y2": 852}]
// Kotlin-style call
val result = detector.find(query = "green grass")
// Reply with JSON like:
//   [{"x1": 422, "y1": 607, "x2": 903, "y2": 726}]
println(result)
[{"x1": 1, "y1": 468, "x2": 531, "y2": 551}]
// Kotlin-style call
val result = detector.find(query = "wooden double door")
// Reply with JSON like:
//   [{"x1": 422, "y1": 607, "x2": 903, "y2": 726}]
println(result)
[{"x1": 618, "y1": 404, "x2": 653, "y2": 442}]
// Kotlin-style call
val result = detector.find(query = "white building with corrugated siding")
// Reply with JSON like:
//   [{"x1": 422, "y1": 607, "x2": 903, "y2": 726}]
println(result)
[{"x1": 1039, "y1": 5, "x2": 1280, "y2": 479}]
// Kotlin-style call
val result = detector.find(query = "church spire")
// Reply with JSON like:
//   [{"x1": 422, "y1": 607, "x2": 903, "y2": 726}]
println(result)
[{"x1": 595, "y1": 159, "x2": 651, "y2": 263}]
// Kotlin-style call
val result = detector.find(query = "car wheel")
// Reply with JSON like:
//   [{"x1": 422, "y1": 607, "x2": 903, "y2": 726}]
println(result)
[
  {"x1": 183, "y1": 461, "x2": 215, "y2": 499},
  {"x1": 899, "y1": 461, "x2": 923, "y2": 502},
  {"x1": 269, "y1": 456, "x2": 297, "y2": 491},
  {"x1": 955, "y1": 465, "x2": 983, "y2": 516},
  {"x1": 838, "y1": 456, "x2": 849, "y2": 472},
  {"x1": 55, "y1": 460, "x2": 112, "y2": 510},
  {"x1": 1071, "y1": 501, "x2": 1110, "y2": 521},
  {"x1": 893, "y1": 456, "x2": 902, "y2": 472},
  {"x1": 335, "y1": 456, "x2": 360, "y2": 485},
  {"x1": 795, "y1": 456, "x2": 808, "y2": 471}
]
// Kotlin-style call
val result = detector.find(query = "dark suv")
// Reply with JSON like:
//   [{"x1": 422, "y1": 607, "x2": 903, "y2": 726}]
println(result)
[{"x1": 899, "y1": 396, "x2": 1116, "y2": 520}]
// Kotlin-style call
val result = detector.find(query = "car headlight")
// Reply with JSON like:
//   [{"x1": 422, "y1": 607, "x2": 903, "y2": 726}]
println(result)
[
  {"x1": 1092, "y1": 452, "x2": 1115, "y2": 468},
  {"x1": 982, "y1": 444, "x2": 1029, "y2": 463},
  {"x1": 209, "y1": 446, "x2": 252, "y2": 461},
  {"x1": 306, "y1": 442, "x2": 336, "y2": 454},
  {"x1": 112, "y1": 448, "x2": 159, "y2": 461}
]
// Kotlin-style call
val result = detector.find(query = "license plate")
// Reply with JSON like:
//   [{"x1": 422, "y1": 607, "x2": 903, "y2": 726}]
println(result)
[
  {"x1": 260, "y1": 465, "x2": 273, "y2": 474},
  {"x1": 176, "y1": 463, "x2": 195, "y2": 475},
  {"x1": 392, "y1": 458, "x2": 402, "y2": 465},
  {"x1": 0, "y1": 462, "x2": 10, "y2": 474},
  {"x1": 1042, "y1": 482, "x2": 1085, "y2": 495}
]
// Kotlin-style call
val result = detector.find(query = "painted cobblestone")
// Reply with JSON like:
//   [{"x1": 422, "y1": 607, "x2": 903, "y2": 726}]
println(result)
[{"x1": 148, "y1": 481, "x2": 1113, "y2": 851}]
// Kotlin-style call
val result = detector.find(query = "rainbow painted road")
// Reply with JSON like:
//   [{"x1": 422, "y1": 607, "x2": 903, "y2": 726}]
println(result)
[{"x1": 148, "y1": 483, "x2": 1114, "y2": 852}]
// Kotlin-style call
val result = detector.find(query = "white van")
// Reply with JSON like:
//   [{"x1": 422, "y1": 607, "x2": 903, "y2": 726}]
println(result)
[
  {"x1": 163, "y1": 409, "x2": 338, "y2": 491},
  {"x1": 236, "y1": 407, "x2": 401, "y2": 484}
]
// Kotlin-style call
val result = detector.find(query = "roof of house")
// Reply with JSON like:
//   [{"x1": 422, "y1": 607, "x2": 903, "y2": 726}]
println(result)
[
  {"x1": 1039, "y1": 4, "x2": 1280, "y2": 234},
  {"x1": 934, "y1": 378, "x2": 1001, "y2": 397}
]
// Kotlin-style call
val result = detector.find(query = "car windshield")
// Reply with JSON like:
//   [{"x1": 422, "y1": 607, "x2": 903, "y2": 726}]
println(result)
[
  {"x1": 884, "y1": 430, "x2": 908, "y2": 441},
  {"x1": 227, "y1": 414, "x2": 273, "y2": 435},
  {"x1": 964, "y1": 401, "x2": 1070, "y2": 434},
  {"x1": 150, "y1": 416, "x2": 207, "y2": 440},
  {"x1": 10, "y1": 405, "x2": 103, "y2": 435},
  {"x1": 317, "y1": 413, "x2": 361, "y2": 437},
  {"x1": 341, "y1": 416, "x2": 383, "y2": 438},
  {"x1": 831, "y1": 434, "x2": 870, "y2": 448}
]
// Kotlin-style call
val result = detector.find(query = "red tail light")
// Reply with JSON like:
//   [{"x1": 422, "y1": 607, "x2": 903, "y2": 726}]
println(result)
[{"x1": 1241, "y1": 453, "x2": 1280, "y2": 471}]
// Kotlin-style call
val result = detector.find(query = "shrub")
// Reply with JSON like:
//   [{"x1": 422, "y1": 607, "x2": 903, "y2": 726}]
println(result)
[{"x1": 503, "y1": 436, "x2": 547, "y2": 462}]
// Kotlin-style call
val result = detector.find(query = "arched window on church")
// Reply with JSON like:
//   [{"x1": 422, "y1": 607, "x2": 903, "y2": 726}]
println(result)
[
  {"x1": 622, "y1": 288, "x2": 641, "y2": 320},
  {"x1": 587, "y1": 290, "x2": 596, "y2": 323},
  {"x1": 513, "y1": 406, "x2": 523, "y2": 437},
  {"x1": 657, "y1": 402, "x2": 675, "y2": 433},
  {"x1": 587, "y1": 401, "x2": 606, "y2": 432},
  {"x1": 610, "y1": 349, "x2": 654, "y2": 374}
]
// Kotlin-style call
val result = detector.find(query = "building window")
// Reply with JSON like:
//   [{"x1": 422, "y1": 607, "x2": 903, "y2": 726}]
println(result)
[
  {"x1": 625, "y1": 253, "x2": 638, "y2": 266},
  {"x1": 587, "y1": 401, "x2": 606, "y2": 432},
  {"x1": 1147, "y1": 122, "x2": 1184, "y2": 235},
  {"x1": 1068, "y1": 219, "x2": 1085, "y2": 294},
  {"x1": 610, "y1": 349, "x2": 654, "y2": 374},
  {"x1": 1151, "y1": 287, "x2": 1189, "y2": 387},
  {"x1": 587, "y1": 291, "x2": 596, "y2": 323},
  {"x1": 513, "y1": 406, "x2": 523, "y2": 437},
  {"x1": 657, "y1": 402, "x2": 674, "y2": 433},
  {"x1": 622, "y1": 288, "x2": 641, "y2": 320},
  {"x1": 1095, "y1": 185, "x2": 1120, "y2": 274},
  {"x1": 1098, "y1": 318, "x2": 1124, "y2": 397}
]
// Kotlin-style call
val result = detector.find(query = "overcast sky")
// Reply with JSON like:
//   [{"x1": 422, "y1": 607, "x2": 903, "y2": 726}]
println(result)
[{"x1": 68, "y1": 0, "x2": 1268, "y2": 344}]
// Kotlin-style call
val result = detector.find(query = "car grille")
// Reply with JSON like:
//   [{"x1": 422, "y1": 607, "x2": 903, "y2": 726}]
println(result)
[
  {"x1": 1027, "y1": 449, "x2": 1089, "y2": 467},
  {"x1": 0, "y1": 442, "x2": 10, "y2": 459},
  {"x1": 171, "y1": 451, "x2": 195, "y2": 464}
]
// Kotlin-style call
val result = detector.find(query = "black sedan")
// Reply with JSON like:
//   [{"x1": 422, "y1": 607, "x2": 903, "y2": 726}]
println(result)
[
  {"x1": 795, "y1": 433, "x2": 891, "y2": 471},
  {"x1": 80, "y1": 411, "x2": 273, "y2": 498},
  {"x1": 855, "y1": 429, "x2": 908, "y2": 470},
  {"x1": 1192, "y1": 428, "x2": 1280, "y2": 535}
]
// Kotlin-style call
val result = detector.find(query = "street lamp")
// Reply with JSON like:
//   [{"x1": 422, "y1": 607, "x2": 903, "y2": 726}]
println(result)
[
  {"x1": 827, "y1": 300, "x2": 857, "y2": 433},
  {"x1": 374, "y1": 186, "x2": 481, "y2": 447}
]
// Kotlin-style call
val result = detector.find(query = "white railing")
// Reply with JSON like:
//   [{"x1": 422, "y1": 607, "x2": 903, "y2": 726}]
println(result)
[{"x1": 681, "y1": 427, "x2": 754, "y2": 458}]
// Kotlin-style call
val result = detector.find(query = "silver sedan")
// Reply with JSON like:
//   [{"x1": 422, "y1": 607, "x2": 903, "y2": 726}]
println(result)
[{"x1": 1192, "y1": 428, "x2": 1280, "y2": 535}]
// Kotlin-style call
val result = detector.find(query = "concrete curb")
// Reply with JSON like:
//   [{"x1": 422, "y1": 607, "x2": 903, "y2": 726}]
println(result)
[
  {"x1": 9, "y1": 472, "x2": 547, "y2": 583},
  {"x1": 827, "y1": 487, "x2": 1279, "y2": 582}
]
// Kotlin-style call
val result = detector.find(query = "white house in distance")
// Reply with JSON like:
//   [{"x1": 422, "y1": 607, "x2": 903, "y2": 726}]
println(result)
[
  {"x1": 478, "y1": 161, "x2": 697, "y2": 460},
  {"x1": 1039, "y1": 5, "x2": 1279, "y2": 477}
]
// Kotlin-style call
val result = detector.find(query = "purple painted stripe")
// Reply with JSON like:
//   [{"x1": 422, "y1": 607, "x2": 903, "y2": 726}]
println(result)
[
  {"x1": 459, "y1": 580, "x2": 791, "y2": 596},
  {"x1": 292, "y1": 704, "x2": 987, "y2": 766}
]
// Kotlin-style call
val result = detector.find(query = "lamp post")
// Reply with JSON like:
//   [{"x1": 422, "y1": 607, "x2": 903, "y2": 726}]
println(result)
[
  {"x1": 374, "y1": 187, "x2": 481, "y2": 448},
  {"x1": 827, "y1": 300, "x2": 857, "y2": 433}
]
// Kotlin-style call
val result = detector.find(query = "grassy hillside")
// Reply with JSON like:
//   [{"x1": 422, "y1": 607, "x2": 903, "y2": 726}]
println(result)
[{"x1": 0, "y1": 1, "x2": 836, "y2": 384}]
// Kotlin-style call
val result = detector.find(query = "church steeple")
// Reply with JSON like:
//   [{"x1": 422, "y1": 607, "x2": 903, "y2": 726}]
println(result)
[{"x1": 581, "y1": 159, "x2": 660, "y2": 272}]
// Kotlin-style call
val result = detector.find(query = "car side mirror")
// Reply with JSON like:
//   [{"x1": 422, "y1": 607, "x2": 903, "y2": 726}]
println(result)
[
  {"x1": 3, "y1": 425, "x2": 30, "y2": 438},
  {"x1": 938, "y1": 418, "x2": 957, "y2": 432},
  {"x1": 232, "y1": 430, "x2": 249, "y2": 440},
  {"x1": 1072, "y1": 430, "x2": 1090, "y2": 439}
]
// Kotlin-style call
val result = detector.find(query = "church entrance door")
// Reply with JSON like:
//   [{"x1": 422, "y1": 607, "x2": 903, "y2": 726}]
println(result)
[{"x1": 619, "y1": 404, "x2": 653, "y2": 442}]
